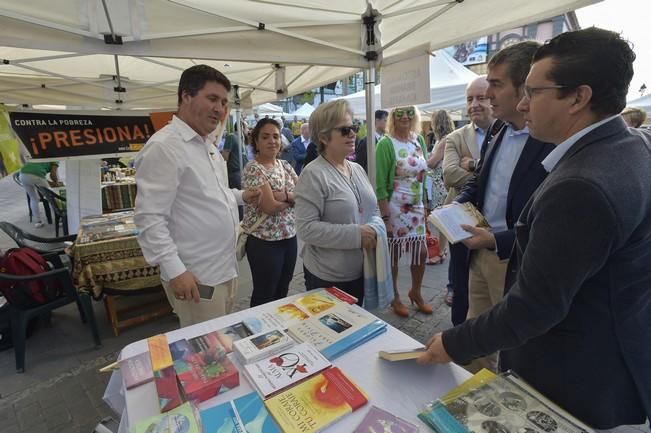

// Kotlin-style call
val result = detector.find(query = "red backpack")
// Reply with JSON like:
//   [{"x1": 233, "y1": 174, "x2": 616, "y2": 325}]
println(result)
[{"x1": 0, "y1": 248, "x2": 62, "y2": 309}]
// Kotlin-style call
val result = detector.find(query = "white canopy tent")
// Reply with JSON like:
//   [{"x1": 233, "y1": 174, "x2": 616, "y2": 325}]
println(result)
[
  {"x1": 291, "y1": 102, "x2": 315, "y2": 119},
  {"x1": 0, "y1": 0, "x2": 601, "y2": 187},
  {"x1": 628, "y1": 94, "x2": 651, "y2": 113},
  {"x1": 341, "y1": 49, "x2": 477, "y2": 117},
  {"x1": 252, "y1": 102, "x2": 285, "y2": 116}
]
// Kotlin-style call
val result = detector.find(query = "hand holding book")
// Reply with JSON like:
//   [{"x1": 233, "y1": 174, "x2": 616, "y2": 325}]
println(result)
[{"x1": 427, "y1": 202, "x2": 490, "y2": 244}]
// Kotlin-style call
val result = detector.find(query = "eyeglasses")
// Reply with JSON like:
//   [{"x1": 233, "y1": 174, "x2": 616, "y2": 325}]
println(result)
[
  {"x1": 523, "y1": 85, "x2": 567, "y2": 100},
  {"x1": 394, "y1": 108, "x2": 415, "y2": 119},
  {"x1": 330, "y1": 125, "x2": 356, "y2": 136}
]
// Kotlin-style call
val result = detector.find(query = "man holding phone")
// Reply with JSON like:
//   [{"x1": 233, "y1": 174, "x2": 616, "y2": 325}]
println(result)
[{"x1": 135, "y1": 65, "x2": 260, "y2": 327}]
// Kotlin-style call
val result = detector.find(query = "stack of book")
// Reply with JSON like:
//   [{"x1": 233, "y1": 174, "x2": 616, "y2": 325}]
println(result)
[
  {"x1": 418, "y1": 369, "x2": 594, "y2": 433},
  {"x1": 77, "y1": 211, "x2": 138, "y2": 244},
  {"x1": 101, "y1": 181, "x2": 137, "y2": 212}
]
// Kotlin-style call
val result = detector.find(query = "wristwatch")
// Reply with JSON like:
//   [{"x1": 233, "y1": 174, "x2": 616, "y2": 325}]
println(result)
[{"x1": 468, "y1": 158, "x2": 477, "y2": 172}]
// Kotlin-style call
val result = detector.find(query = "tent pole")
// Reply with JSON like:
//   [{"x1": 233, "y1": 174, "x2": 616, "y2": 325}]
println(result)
[
  {"x1": 365, "y1": 62, "x2": 376, "y2": 188},
  {"x1": 233, "y1": 85, "x2": 244, "y2": 183}
]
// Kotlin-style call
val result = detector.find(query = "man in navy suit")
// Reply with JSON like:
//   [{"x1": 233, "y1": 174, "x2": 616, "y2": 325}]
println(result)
[
  {"x1": 418, "y1": 28, "x2": 651, "y2": 430},
  {"x1": 452, "y1": 41, "x2": 554, "y2": 372},
  {"x1": 289, "y1": 123, "x2": 310, "y2": 175}
]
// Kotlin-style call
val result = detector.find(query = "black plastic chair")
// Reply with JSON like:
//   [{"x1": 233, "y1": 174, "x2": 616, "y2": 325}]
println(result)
[
  {"x1": 12, "y1": 172, "x2": 52, "y2": 225},
  {"x1": 35, "y1": 186, "x2": 68, "y2": 237},
  {"x1": 0, "y1": 253, "x2": 101, "y2": 372},
  {"x1": 0, "y1": 222, "x2": 75, "y2": 256}
]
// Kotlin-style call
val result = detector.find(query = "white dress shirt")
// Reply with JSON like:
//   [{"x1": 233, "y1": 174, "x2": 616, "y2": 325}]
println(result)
[
  {"x1": 542, "y1": 115, "x2": 618, "y2": 172},
  {"x1": 482, "y1": 124, "x2": 529, "y2": 234},
  {"x1": 135, "y1": 116, "x2": 244, "y2": 286}
]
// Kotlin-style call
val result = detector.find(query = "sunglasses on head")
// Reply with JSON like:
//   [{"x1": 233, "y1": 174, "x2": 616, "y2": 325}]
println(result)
[
  {"x1": 394, "y1": 108, "x2": 415, "y2": 119},
  {"x1": 331, "y1": 125, "x2": 356, "y2": 136}
]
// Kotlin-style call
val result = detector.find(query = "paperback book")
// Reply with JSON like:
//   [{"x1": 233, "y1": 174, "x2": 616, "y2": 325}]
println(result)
[
  {"x1": 134, "y1": 402, "x2": 201, "y2": 433},
  {"x1": 199, "y1": 392, "x2": 281, "y2": 433},
  {"x1": 119, "y1": 351, "x2": 153, "y2": 389},
  {"x1": 244, "y1": 342, "x2": 332, "y2": 398},
  {"x1": 427, "y1": 202, "x2": 490, "y2": 244},
  {"x1": 287, "y1": 303, "x2": 387, "y2": 360},
  {"x1": 418, "y1": 370, "x2": 594, "y2": 433},
  {"x1": 153, "y1": 365, "x2": 183, "y2": 412},
  {"x1": 148, "y1": 334, "x2": 173, "y2": 371},
  {"x1": 233, "y1": 328, "x2": 294, "y2": 364},
  {"x1": 265, "y1": 366, "x2": 368, "y2": 433},
  {"x1": 170, "y1": 337, "x2": 240, "y2": 403},
  {"x1": 378, "y1": 346, "x2": 426, "y2": 362},
  {"x1": 354, "y1": 405, "x2": 419, "y2": 433}
]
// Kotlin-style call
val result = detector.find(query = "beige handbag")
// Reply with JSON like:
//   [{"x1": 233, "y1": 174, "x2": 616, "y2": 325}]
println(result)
[{"x1": 236, "y1": 214, "x2": 268, "y2": 261}]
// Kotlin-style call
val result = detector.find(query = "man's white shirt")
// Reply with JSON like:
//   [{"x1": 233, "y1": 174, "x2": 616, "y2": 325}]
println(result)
[{"x1": 135, "y1": 116, "x2": 244, "y2": 286}]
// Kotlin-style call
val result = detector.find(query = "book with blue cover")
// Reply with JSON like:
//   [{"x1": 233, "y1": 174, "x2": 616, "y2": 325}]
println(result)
[{"x1": 199, "y1": 392, "x2": 281, "y2": 433}]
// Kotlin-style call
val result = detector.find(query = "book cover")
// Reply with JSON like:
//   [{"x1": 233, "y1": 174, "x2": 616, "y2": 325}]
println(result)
[
  {"x1": 354, "y1": 405, "x2": 419, "y2": 433},
  {"x1": 119, "y1": 351, "x2": 153, "y2": 389},
  {"x1": 187, "y1": 331, "x2": 231, "y2": 356},
  {"x1": 243, "y1": 304, "x2": 310, "y2": 334},
  {"x1": 216, "y1": 322, "x2": 254, "y2": 352},
  {"x1": 287, "y1": 303, "x2": 387, "y2": 360},
  {"x1": 200, "y1": 400, "x2": 242, "y2": 433},
  {"x1": 265, "y1": 366, "x2": 368, "y2": 433},
  {"x1": 244, "y1": 342, "x2": 332, "y2": 398},
  {"x1": 418, "y1": 371, "x2": 593, "y2": 433},
  {"x1": 323, "y1": 287, "x2": 358, "y2": 305},
  {"x1": 233, "y1": 392, "x2": 282, "y2": 433},
  {"x1": 170, "y1": 338, "x2": 240, "y2": 403},
  {"x1": 153, "y1": 365, "x2": 183, "y2": 412},
  {"x1": 427, "y1": 202, "x2": 490, "y2": 244},
  {"x1": 233, "y1": 328, "x2": 294, "y2": 364},
  {"x1": 294, "y1": 292, "x2": 338, "y2": 315},
  {"x1": 134, "y1": 402, "x2": 201, "y2": 433},
  {"x1": 148, "y1": 334, "x2": 173, "y2": 371}
]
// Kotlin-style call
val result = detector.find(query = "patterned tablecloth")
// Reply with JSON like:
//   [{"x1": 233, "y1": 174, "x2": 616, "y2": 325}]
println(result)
[{"x1": 71, "y1": 234, "x2": 160, "y2": 298}]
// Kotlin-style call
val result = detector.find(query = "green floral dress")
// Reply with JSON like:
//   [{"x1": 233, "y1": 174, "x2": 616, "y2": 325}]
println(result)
[{"x1": 388, "y1": 135, "x2": 428, "y2": 264}]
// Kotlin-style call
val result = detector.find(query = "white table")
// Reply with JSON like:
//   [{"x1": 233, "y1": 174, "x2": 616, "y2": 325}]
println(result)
[{"x1": 106, "y1": 293, "x2": 471, "y2": 433}]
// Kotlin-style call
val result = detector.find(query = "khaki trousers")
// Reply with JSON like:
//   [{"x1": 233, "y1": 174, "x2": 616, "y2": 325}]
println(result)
[
  {"x1": 465, "y1": 248, "x2": 509, "y2": 373},
  {"x1": 162, "y1": 278, "x2": 237, "y2": 328}
]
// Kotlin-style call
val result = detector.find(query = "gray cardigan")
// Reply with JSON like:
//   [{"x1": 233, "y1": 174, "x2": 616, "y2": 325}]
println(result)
[{"x1": 295, "y1": 156, "x2": 379, "y2": 281}]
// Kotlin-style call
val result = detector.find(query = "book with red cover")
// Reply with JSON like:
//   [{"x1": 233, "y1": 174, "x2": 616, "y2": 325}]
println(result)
[
  {"x1": 170, "y1": 338, "x2": 240, "y2": 403},
  {"x1": 153, "y1": 366, "x2": 183, "y2": 412}
]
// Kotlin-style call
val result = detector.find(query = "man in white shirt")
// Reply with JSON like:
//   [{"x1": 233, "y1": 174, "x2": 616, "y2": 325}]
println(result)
[{"x1": 135, "y1": 65, "x2": 260, "y2": 327}]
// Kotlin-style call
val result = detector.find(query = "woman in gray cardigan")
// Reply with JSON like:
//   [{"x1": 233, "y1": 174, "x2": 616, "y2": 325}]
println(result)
[{"x1": 294, "y1": 100, "x2": 379, "y2": 305}]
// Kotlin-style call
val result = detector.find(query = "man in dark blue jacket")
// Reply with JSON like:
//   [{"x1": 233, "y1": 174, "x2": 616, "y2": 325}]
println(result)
[
  {"x1": 288, "y1": 123, "x2": 310, "y2": 175},
  {"x1": 418, "y1": 27, "x2": 651, "y2": 430}
]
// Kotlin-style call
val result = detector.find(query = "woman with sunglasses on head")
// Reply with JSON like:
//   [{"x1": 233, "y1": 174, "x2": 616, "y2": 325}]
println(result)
[
  {"x1": 294, "y1": 100, "x2": 379, "y2": 305},
  {"x1": 241, "y1": 118, "x2": 299, "y2": 307},
  {"x1": 376, "y1": 106, "x2": 432, "y2": 317}
]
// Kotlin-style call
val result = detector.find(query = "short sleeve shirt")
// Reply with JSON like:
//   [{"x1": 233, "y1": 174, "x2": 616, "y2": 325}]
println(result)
[{"x1": 242, "y1": 159, "x2": 298, "y2": 241}]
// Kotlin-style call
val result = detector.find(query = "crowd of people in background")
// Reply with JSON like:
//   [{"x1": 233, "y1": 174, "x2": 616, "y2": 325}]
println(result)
[{"x1": 133, "y1": 26, "x2": 650, "y2": 431}]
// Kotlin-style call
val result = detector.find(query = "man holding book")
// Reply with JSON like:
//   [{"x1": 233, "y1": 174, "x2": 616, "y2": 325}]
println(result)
[
  {"x1": 451, "y1": 42, "x2": 554, "y2": 372},
  {"x1": 419, "y1": 28, "x2": 651, "y2": 430},
  {"x1": 135, "y1": 65, "x2": 260, "y2": 327}
]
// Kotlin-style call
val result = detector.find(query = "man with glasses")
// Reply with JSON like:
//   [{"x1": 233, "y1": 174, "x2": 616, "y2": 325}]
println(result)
[
  {"x1": 418, "y1": 28, "x2": 651, "y2": 430},
  {"x1": 449, "y1": 41, "x2": 555, "y2": 372}
]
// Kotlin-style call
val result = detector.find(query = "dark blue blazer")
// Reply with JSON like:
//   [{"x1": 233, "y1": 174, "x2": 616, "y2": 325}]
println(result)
[
  {"x1": 290, "y1": 137, "x2": 308, "y2": 175},
  {"x1": 455, "y1": 125, "x2": 554, "y2": 259},
  {"x1": 444, "y1": 117, "x2": 651, "y2": 428}
]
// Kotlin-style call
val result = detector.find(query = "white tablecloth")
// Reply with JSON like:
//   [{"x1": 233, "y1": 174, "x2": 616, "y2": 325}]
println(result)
[{"x1": 105, "y1": 293, "x2": 471, "y2": 433}]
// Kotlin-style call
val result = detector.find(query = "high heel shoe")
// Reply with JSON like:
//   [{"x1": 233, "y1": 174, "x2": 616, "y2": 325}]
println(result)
[
  {"x1": 408, "y1": 291, "x2": 433, "y2": 314},
  {"x1": 391, "y1": 299, "x2": 410, "y2": 317}
]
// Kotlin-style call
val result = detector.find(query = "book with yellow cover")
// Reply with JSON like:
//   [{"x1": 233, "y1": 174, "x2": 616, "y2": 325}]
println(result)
[
  {"x1": 265, "y1": 366, "x2": 368, "y2": 433},
  {"x1": 428, "y1": 202, "x2": 490, "y2": 244},
  {"x1": 148, "y1": 334, "x2": 173, "y2": 371}
]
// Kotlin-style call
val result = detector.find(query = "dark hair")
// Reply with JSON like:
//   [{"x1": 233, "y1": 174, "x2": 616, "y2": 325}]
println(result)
[
  {"x1": 375, "y1": 110, "x2": 389, "y2": 120},
  {"x1": 488, "y1": 41, "x2": 541, "y2": 88},
  {"x1": 250, "y1": 118, "x2": 281, "y2": 153},
  {"x1": 533, "y1": 28, "x2": 635, "y2": 116},
  {"x1": 177, "y1": 65, "x2": 231, "y2": 106}
]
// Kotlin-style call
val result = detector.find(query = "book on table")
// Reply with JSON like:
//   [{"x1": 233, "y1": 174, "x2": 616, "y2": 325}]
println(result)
[
  {"x1": 153, "y1": 366, "x2": 184, "y2": 413},
  {"x1": 427, "y1": 202, "x2": 490, "y2": 244},
  {"x1": 354, "y1": 405, "x2": 420, "y2": 433},
  {"x1": 134, "y1": 401, "x2": 202, "y2": 433},
  {"x1": 233, "y1": 328, "x2": 295, "y2": 364},
  {"x1": 287, "y1": 302, "x2": 387, "y2": 360},
  {"x1": 242, "y1": 287, "x2": 358, "y2": 334},
  {"x1": 119, "y1": 351, "x2": 154, "y2": 389},
  {"x1": 378, "y1": 346, "x2": 427, "y2": 362},
  {"x1": 418, "y1": 369, "x2": 594, "y2": 433},
  {"x1": 265, "y1": 366, "x2": 368, "y2": 433},
  {"x1": 169, "y1": 335, "x2": 240, "y2": 403},
  {"x1": 200, "y1": 391, "x2": 282, "y2": 433},
  {"x1": 243, "y1": 342, "x2": 332, "y2": 399}
]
